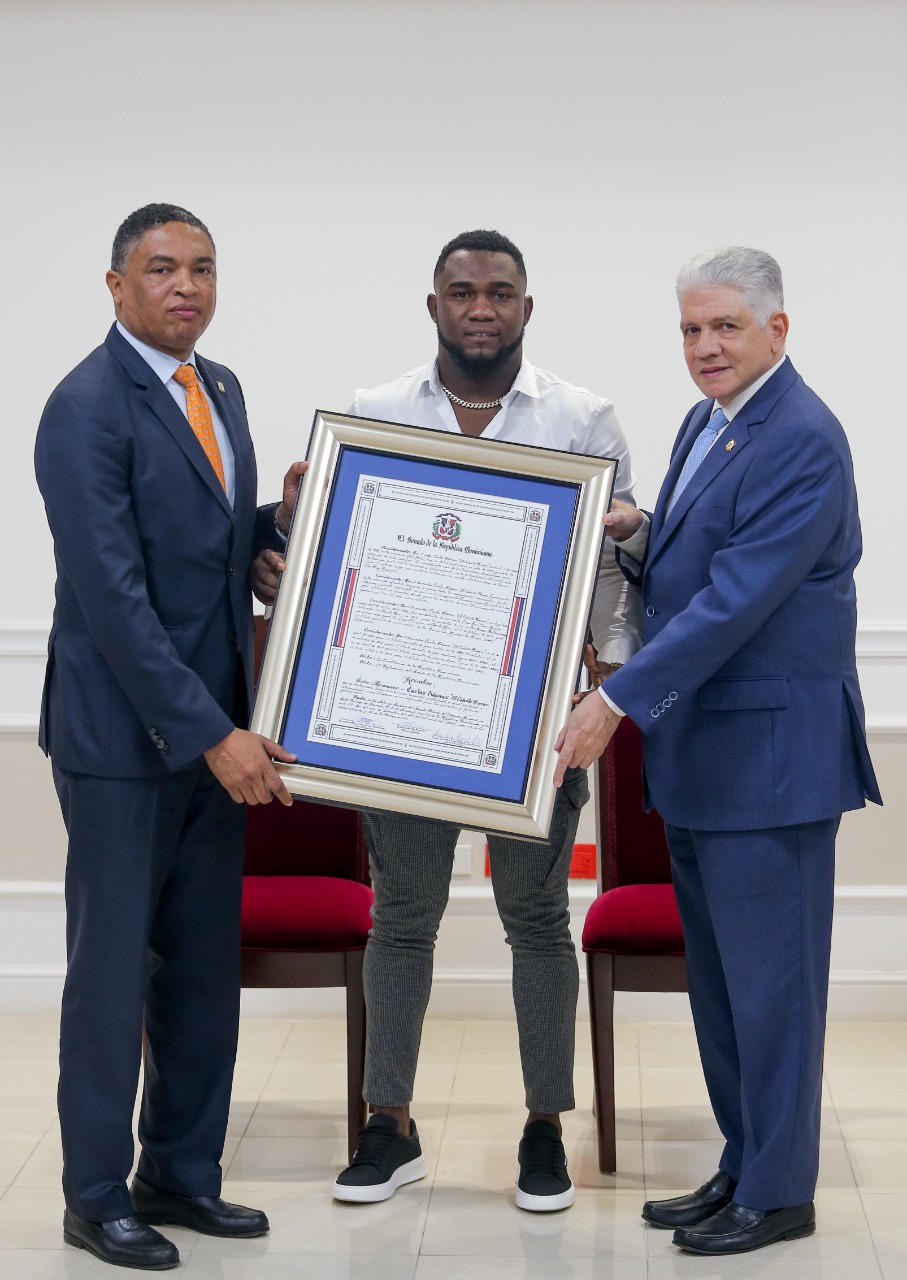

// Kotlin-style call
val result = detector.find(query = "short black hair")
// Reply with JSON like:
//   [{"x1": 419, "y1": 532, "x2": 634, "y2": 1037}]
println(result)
[
  {"x1": 434, "y1": 229, "x2": 526, "y2": 284},
  {"x1": 111, "y1": 203, "x2": 214, "y2": 272}
]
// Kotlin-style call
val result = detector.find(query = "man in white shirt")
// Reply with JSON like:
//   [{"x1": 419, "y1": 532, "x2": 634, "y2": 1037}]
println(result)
[{"x1": 325, "y1": 230, "x2": 642, "y2": 1212}]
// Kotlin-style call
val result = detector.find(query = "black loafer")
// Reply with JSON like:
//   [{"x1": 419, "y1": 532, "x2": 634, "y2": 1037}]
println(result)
[
  {"x1": 642, "y1": 1170, "x2": 737, "y2": 1229},
  {"x1": 130, "y1": 1174, "x2": 269, "y2": 1238},
  {"x1": 63, "y1": 1209, "x2": 179, "y2": 1269},
  {"x1": 673, "y1": 1199, "x2": 816, "y2": 1254}
]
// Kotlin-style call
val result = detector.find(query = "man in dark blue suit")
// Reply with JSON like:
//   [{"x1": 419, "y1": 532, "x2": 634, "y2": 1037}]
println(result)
[
  {"x1": 35, "y1": 204, "x2": 303, "y2": 1270},
  {"x1": 555, "y1": 246, "x2": 881, "y2": 1255}
]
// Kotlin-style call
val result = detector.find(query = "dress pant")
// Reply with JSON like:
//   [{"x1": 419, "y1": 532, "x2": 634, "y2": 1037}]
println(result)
[
  {"x1": 361, "y1": 766, "x2": 589, "y2": 1114},
  {"x1": 666, "y1": 818, "x2": 838, "y2": 1209},
  {"x1": 53, "y1": 763, "x2": 246, "y2": 1222}
]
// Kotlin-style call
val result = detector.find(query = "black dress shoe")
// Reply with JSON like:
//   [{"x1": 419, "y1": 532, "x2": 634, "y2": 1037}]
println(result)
[
  {"x1": 642, "y1": 1171, "x2": 737, "y2": 1229},
  {"x1": 673, "y1": 1200, "x2": 816, "y2": 1254},
  {"x1": 63, "y1": 1209, "x2": 179, "y2": 1269},
  {"x1": 130, "y1": 1174, "x2": 269, "y2": 1238}
]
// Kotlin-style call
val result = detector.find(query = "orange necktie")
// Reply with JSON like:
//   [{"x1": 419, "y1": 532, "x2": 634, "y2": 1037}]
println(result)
[{"x1": 173, "y1": 363, "x2": 226, "y2": 490}]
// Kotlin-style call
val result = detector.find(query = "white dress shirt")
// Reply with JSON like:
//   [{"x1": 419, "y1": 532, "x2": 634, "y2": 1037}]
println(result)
[
  {"x1": 115, "y1": 321, "x2": 236, "y2": 506},
  {"x1": 351, "y1": 358, "x2": 643, "y2": 665}
]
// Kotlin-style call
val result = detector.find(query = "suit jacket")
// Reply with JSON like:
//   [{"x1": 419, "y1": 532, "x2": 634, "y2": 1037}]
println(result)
[
  {"x1": 605, "y1": 358, "x2": 881, "y2": 831},
  {"x1": 36, "y1": 324, "x2": 279, "y2": 778}
]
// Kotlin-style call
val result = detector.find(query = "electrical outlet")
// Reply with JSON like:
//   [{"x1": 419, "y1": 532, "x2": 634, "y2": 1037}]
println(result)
[{"x1": 452, "y1": 839, "x2": 473, "y2": 876}]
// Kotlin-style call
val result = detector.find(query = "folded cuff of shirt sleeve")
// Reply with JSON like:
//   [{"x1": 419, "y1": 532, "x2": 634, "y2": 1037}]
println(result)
[{"x1": 598, "y1": 685, "x2": 626, "y2": 717}]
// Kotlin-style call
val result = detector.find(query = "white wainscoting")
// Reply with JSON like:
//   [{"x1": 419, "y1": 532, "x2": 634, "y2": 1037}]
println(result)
[
  {"x1": 3, "y1": 621, "x2": 906, "y2": 735},
  {"x1": 2, "y1": 621, "x2": 905, "y2": 1017},
  {"x1": 2, "y1": 880, "x2": 905, "y2": 1020}
]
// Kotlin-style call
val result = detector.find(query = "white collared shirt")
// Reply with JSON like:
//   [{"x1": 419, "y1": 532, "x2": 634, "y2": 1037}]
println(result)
[
  {"x1": 115, "y1": 320, "x2": 236, "y2": 506},
  {"x1": 351, "y1": 358, "x2": 643, "y2": 664}
]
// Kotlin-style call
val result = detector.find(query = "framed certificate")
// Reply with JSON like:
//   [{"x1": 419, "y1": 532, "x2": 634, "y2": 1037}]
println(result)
[{"x1": 251, "y1": 412, "x2": 616, "y2": 840}]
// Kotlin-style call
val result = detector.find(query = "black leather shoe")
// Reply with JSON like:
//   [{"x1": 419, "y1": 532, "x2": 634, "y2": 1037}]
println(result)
[
  {"x1": 63, "y1": 1209, "x2": 179, "y2": 1269},
  {"x1": 130, "y1": 1174, "x2": 269, "y2": 1238},
  {"x1": 642, "y1": 1171, "x2": 737, "y2": 1229},
  {"x1": 673, "y1": 1200, "x2": 816, "y2": 1254}
]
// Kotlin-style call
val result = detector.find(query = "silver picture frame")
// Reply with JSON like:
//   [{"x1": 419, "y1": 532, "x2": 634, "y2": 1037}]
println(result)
[{"x1": 251, "y1": 411, "x2": 616, "y2": 840}]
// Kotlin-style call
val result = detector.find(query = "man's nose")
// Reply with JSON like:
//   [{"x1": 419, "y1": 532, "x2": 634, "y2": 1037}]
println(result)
[
  {"x1": 695, "y1": 329, "x2": 721, "y2": 357},
  {"x1": 172, "y1": 269, "x2": 197, "y2": 294},
  {"x1": 468, "y1": 294, "x2": 496, "y2": 318}
]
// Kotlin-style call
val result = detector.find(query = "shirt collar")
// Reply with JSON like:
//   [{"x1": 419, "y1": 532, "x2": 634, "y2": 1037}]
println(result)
[
  {"x1": 718, "y1": 354, "x2": 787, "y2": 422},
  {"x1": 116, "y1": 320, "x2": 196, "y2": 385},
  {"x1": 426, "y1": 355, "x2": 541, "y2": 401}
]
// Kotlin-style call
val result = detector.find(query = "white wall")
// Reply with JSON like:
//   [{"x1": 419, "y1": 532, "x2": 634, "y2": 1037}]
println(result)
[{"x1": 2, "y1": 0, "x2": 905, "y2": 1011}]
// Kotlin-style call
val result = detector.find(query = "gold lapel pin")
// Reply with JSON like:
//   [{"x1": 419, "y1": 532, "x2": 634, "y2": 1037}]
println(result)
[
  {"x1": 725, "y1": 438, "x2": 736, "y2": 452},
  {"x1": 216, "y1": 381, "x2": 226, "y2": 393}
]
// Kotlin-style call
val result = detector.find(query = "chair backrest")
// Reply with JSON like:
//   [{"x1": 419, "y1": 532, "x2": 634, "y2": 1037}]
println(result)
[
  {"x1": 598, "y1": 716, "x2": 671, "y2": 890},
  {"x1": 248, "y1": 616, "x2": 369, "y2": 880},
  {"x1": 244, "y1": 798, "x2": 369, "y2": 881}
]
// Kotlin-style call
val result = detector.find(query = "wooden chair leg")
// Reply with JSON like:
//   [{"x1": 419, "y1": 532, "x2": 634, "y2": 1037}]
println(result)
[
  {"x1": 587, "y1": 951, "x2": 617, "y2": 1173},
  {"x1": 345, "y1": 950, "x2": 368, "y2": 1163}
]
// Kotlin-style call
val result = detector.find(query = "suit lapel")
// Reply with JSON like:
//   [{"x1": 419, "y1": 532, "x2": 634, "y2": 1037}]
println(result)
[
  {"x1": 660, "y1": 415, "x2": 751, "y2": 532},
  {"x1": 106, "y1": 327, "x2": 233, "y2": 518},
  {"x1": 645, "y1": 359, "x2": 800, "y2": 581},
  {"x1": 649, "y1": 402, "x2": 712, "y2": 542},
  {"x1": 196, "y1": 355, "x2": 245, "y2": 459}
]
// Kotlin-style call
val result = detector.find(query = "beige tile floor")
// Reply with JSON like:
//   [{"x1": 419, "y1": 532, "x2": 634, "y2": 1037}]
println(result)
[{"x1": 0, "y1": 1014, "x2": 904, "y2": 1278}]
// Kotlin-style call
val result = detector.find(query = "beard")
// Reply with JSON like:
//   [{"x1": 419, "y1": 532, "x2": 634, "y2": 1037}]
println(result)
[{"x1": 436, "y1": 325, "x2": 525, "y2": 378}]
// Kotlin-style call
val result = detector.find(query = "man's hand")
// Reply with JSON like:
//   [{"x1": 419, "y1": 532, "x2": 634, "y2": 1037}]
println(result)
[
  {"x1": 581, "y1": 641, "x2": 603, "y2": 689},
  {"x1": 603, "y1": 498, "x2": 644, "y2": 543},
  {"x1": 552, "y1": 691, "x2": 622, "y2": 787},
  {"x1": 251, "y1": 460, "x2": 308, "y2": 605},
  {"x1": 204, "y1": 728, "x2": 297, "y2": 806},
  {"x1": 576, "y1": 644, "x2": 624, "y2": 701},
  {"x1": 274, "y1": 460, "x2": 307, "y2": 535},
  {"x1": 251, "y1": 548, "x2": 285, "y2": 605}
]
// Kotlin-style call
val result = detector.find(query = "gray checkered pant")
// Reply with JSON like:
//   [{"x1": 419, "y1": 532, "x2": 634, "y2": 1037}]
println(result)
[{"x1": 360, "y1": 767, "x2": 588, "y2": 1114}]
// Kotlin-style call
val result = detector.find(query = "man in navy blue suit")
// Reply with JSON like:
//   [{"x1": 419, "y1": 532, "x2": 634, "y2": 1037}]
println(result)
[
  {"x1": 36, "y1": 204, "x2": 304, "y2": 1270},
  {"x1": 556, "y1": 246, "x2": 881, "y2": 1255}
]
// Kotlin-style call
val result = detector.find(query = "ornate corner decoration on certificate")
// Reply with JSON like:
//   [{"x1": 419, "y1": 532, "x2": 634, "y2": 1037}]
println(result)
[{"x1": 251, "y1": 412, "x2": 617, "y2": 840}]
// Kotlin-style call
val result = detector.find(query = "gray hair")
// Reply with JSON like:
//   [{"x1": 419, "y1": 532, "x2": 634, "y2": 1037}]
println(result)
[{"x1": 676, "y1": 246, "x2": 784, "y2": 327}]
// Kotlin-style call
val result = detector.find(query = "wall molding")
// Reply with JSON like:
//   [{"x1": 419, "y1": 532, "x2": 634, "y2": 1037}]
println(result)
[
  {"x1": 5, "y1": 622, "x2": 907, "y2": 658},
  {"x1": 3, "y1": 622, "x2": 907, "y2": 738},
  {"x1": 2, "y1": 881, "x2": 905, "y2": 1018}
]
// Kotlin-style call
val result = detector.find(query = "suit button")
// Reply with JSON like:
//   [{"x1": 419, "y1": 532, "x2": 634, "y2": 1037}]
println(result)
[
  {"x1": 228, "y1": 566, "x2": 235, "y2": 576},
  {"x1": 227, "y1": 631, "x2": 237, "y2": 645},
  {"x1": 646, "y1": 606, "x2": 656, "y2": 617}
]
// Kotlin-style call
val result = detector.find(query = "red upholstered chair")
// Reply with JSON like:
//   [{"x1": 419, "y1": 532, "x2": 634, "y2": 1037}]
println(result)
[
  {"x1": 582, "y1": 716, "x2": 687, "y2": 1172},
  {"x1": 241, "y1": 799, "x2": 372, "y2": 1162},
  {"x1": 241, "y1": 621, "x2": 373, "y2": 1161}
]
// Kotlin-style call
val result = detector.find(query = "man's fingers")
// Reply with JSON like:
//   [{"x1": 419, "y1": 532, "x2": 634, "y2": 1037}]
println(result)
[
  {"x1": 250, "y1": 548, "x2": 286, "y2": 605},
  {"x1": 266, "y1": 769, "x2": 293, "y2": 806},
  {"x1": 259, "y1": 735, "x2": 297, "y2": 764},
  {"x1": 552, "y1": 749, "x2": 572, "y2": 789}
]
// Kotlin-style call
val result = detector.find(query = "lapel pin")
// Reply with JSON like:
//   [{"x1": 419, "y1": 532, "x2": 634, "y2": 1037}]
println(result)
[
  {"x1": 216, "y1": 381, "x2": 226, "y2": 393},
  {"x1": 725, "y1": 438, "x2": 736, "y2": 452}
]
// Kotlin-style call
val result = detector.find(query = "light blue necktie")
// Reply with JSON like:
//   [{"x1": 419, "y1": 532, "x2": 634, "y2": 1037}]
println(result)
[{"x1": 667, "y1": 406, "x2": 729, "y2": 513}]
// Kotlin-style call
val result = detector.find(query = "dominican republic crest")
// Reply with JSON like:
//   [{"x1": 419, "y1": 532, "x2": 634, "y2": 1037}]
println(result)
[{"x1": 432, "y1": 512, "x2": 462, "y2": 542}]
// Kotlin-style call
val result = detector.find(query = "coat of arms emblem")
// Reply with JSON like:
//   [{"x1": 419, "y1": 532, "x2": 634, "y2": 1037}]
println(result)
[{"x1": 432, "y1": 512, "x2": 462, "y2": 542}]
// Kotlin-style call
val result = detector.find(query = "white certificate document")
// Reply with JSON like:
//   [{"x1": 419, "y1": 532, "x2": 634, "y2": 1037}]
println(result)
[{"x1": 307, "y1": 474, "x2": 549, "y2": 772}]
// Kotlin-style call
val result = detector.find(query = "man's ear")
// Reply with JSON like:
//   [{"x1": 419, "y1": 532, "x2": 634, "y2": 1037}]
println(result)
[
  {"x1": 427, "y1": 293, "x2": 438, "y2": 323},
  {"x1": 523, "y1": 294, "x2": 534, "y2": 326},
  {"x1": 106, "y1": 270, "x2": 123, "y2": 306},
  {"x1": 769, "y1": 310, "x2": 789, "y2": 353}
]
